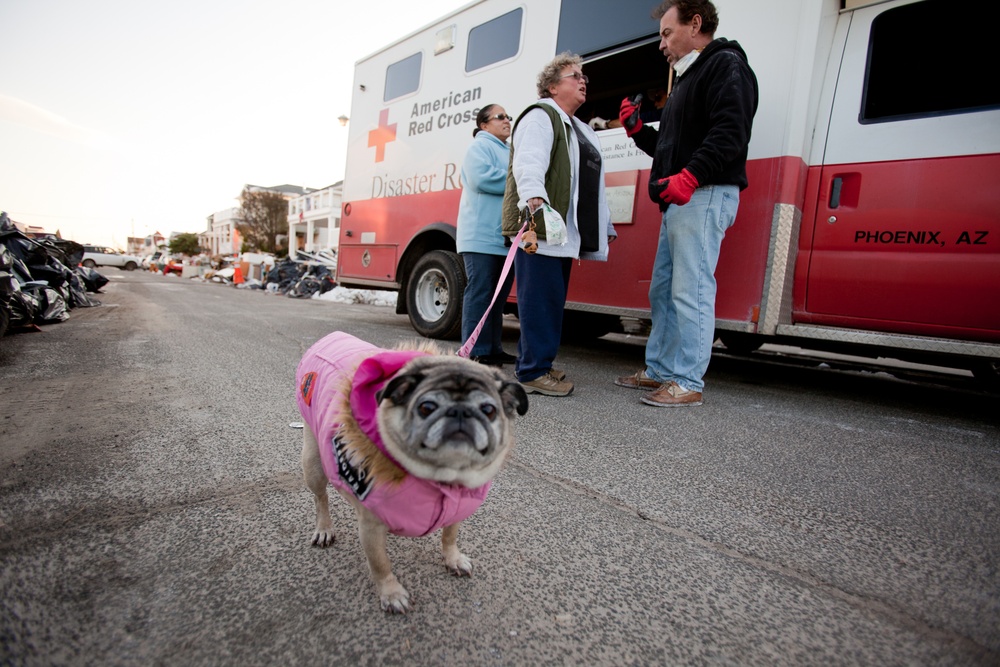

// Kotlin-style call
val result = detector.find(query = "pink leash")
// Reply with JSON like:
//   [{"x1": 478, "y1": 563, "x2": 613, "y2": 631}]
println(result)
[{"x1": 456, "y1": 220, "x2": 527, "y2": 359}]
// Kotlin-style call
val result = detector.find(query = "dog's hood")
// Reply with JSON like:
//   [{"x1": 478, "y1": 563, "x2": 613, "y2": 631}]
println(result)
[{"x1": 350, "y1": 348, "x2": 428, "y2": 465}]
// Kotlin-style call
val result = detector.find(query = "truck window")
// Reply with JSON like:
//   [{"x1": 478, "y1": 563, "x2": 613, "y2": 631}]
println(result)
[
  {"x1": 861, "y1": 0, "x2": 999, "y2": 122},
  {"x1": 384, "y1": 52, "x2": 422, "y2": 102},
  {"x1": 465, "y1": 8, "x2": 523, "y2": 72}
]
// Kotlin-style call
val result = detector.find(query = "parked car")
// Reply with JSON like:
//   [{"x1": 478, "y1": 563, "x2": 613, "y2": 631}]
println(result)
[{"x1": 81, "y1": 245, "x2": 141, "y2": 271}]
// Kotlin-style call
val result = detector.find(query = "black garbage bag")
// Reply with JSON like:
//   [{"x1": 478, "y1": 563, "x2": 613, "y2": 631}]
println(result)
[
  {"x1": 313, "y1": 264, "x2": 337, "y2": 294},
  {"x1": 66, "y1": 271, "x2": 101, "y2": 306},
  {"x1": 25, "y1": 263, "x2": 67, "y2": 289},
  {"x1": 0, "y1": 297, "x2": 8, "y2": 338},
  {"x1": 0, "y1": 217, "x2": 49, "y2": 268},
  {"x1": 40, "y1": 237, "x2": 84, "y2": 269},
  {"x1": 0, "y1": 212, "x2": 79, "y2": 294},
  {"x1": 0, "y1": 237, "x2": 34, "y2": 286},
  {"x1": 0, "y1": 246, "x2": 15, "y2": 337},
  {"x1": 265, "y1": 258, "x2": 303, "y2": 294},
  {"x1": 76, "y1": 266, "x2": 109, "y2": 293},
  {"x1": 6, "y1": 285, "x2": 39, "y2": 329},
  {"x1": 22, "y1": 284, "x2": 69, "y2": 323},
  {"x1": 287, "y1": 263, "x2": 337, "y2": 298},
  {"x1": 40, "y1": 287, "x2": 69, "y2": 323}
]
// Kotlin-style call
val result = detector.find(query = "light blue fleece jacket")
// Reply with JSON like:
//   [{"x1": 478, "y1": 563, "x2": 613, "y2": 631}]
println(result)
[{"x1": 456, "y1": 131, "x2": 511, "y2": 256}]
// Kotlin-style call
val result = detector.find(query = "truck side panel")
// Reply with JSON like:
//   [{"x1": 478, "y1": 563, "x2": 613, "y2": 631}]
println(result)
[{"x1": 795, "y1": 0, "x2": 1000, "y2": 344}]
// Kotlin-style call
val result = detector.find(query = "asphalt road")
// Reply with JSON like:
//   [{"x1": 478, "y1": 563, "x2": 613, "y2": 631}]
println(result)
[{"x1": 2, "y1": 270, "x2": 998, "y2": 665}]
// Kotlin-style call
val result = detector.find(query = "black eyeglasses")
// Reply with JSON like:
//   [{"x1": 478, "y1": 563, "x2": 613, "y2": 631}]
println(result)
[
  {"x1": 560, "y1": 72, "x2": 589, "y2": 84},
  {"x1": 490, "y1": 113, "x2": 513, "y2": 121}
]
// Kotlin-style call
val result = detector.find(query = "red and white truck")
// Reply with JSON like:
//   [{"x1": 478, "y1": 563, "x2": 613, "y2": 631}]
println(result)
[{"x1": 336, "y1": 0, "x2": 1000, "y2": 382}]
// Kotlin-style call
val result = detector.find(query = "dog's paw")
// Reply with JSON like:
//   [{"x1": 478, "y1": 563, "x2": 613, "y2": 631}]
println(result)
[
  {"x1": 310, "y1": 529, "x2": 335, "y2": 547},
  {"x1": 445, "y1": 552, "x2": 474, "y2": 576},
  {"x1": 379, "y1": 582, "x2": 410, "y2": 614}
]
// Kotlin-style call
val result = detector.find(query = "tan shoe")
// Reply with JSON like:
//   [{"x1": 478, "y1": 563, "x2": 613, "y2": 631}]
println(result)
[
  {"x1": 614, "y1": 369, "x2": 661, "y2": 390},
  {"x1": 520, "y1": 372, "x2": 574, "y2": 397},
  {"x1": 641, "y1": 381, "x2": 703, "y2": 407}
]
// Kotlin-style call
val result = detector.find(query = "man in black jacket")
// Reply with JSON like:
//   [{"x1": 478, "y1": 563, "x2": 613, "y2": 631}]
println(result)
[{"x1": 614, "y1": 0, "x2": 758, "y2": 407}]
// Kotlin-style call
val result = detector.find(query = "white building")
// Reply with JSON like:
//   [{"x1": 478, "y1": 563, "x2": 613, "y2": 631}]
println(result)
[
  {"x1": 202, "y1": 207, "x2": 242, "y2": 257},
  {"x1": 288, "y1": 181, "x2": 342, "y2": 255}
]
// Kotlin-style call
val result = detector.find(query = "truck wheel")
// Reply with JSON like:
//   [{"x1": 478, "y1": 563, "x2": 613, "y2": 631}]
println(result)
[
  {"x1": 82, "y1": 259, "x2": 96, "y2": 269},
  {"x1": 406, "y1": 250, "x2": 465, "y2": 340},
  {"x1": 719, "y1": 331, "x2": 763, "y2": 355},
  {"x1": 124, "y1": 261, "x2": 137, "y2": 271}
]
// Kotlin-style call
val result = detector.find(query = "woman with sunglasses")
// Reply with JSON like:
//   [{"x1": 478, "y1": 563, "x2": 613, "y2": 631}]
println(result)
[
  {"x1": 456, "y1": 104, "x2": 517, "y2": 366},
  {"x1": 500, "y1": 53, "x2": 616, "y2": 397}
]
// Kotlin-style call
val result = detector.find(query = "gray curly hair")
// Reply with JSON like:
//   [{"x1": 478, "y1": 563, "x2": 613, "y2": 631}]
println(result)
[{"x1": 536, "y1": 52, "x2": 584, "y2": 99}]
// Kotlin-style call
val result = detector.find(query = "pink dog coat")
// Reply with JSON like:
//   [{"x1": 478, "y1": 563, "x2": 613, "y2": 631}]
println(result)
[{"x1": 295, "y1": 332, "x2": 492, "y2": 537}]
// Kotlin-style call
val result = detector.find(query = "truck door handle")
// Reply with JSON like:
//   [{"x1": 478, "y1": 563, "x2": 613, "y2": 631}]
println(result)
[{"x1": 829, "y1": 177, "x2": 843, "y2": 209}]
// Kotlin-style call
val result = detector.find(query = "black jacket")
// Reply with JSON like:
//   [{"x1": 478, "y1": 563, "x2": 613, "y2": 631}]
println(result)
[{"x1": 633, "y1": 38, "x2": 758, "y2": 209}]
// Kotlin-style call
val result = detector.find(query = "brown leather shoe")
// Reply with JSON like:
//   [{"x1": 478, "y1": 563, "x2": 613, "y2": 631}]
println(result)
[
  {"x1": 614, "y1": 369, "x2": 661, "y2": 390},
  {"x1": 641, "y1": 381, "x2": 703, "y2": 407}
]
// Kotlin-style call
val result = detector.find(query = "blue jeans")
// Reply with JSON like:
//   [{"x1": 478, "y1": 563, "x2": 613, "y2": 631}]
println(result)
[
  {"x1": 513, "y1": 251, "x2": 571, "y2": 382},
  {"x1": 645, "y1": 185, "x2": 739, "y2": 392},
  {"x1": 461, "y1": 252, "x2": 514, "y2": 358}
]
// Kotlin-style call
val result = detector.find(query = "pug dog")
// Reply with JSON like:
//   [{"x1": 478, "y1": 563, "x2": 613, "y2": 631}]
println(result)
[{"x1": 296, "y1": 331, "x2": 528, "y2": 613}]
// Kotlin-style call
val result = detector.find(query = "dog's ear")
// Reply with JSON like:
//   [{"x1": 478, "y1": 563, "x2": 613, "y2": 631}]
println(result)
[
  {"x1": 377, "y1": 373, "x2": 424, "y2": 406},
  {"x1": 498, "y1": 380, "x2": 529, "y2": 416}
]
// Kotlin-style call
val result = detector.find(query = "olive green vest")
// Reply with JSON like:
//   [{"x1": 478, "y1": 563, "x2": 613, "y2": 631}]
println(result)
[{"x1": 501, "y1": 103, "x2": 572, "y2": 240}]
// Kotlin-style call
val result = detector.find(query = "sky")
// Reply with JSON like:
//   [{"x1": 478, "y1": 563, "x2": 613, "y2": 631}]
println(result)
[{"x1": 0, "y1": 0, "x2": 470, "y2": 249}]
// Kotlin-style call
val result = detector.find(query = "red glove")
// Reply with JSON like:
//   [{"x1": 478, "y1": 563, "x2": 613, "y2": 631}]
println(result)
[
  {"x1": 619, "y1": 97, "x2": 642, "y2": 137},
  {"x1": 651, "y1": 169, "x2": 699, "y2": 206}
]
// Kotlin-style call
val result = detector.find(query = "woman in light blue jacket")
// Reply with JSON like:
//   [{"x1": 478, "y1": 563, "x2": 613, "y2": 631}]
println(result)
[{"x1": 456, "y1": 104, "x2": 515, "y2": 365}]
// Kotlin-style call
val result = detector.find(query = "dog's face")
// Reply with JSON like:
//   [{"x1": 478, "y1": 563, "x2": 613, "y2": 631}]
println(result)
[{"x1": 375, "y1": 356, "x2": 528, "y2": 487}]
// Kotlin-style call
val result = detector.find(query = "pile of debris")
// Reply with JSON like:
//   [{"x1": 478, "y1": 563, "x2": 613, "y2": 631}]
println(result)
[
  {"x1": 0, "y1": 212, "x2": 105, "y2": 338},
  {"x1": 264, "y1": 250, "x2": 338, "y2": 298},
  {"x1": 211, "y1": 249, "x2": 338, "y2": 298}
]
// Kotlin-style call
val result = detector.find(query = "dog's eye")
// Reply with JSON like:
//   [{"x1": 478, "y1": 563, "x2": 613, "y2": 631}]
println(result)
[
  {"x1": 417, "y1": 401, "x2": 438, "y2": 417},
  {"x1": 479, "y1": 403, "x2": 497, "y2": 421}
]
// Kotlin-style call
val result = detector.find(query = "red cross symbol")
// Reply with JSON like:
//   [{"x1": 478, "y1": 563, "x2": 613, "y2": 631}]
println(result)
[{"x1": 367, "y1": 109, "x2": 397, "y2": 163}]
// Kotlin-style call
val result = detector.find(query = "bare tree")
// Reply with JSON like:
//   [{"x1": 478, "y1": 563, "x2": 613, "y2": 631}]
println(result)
[{"x1": 237, "y1": 187, "x2": 288, "y2": 254}]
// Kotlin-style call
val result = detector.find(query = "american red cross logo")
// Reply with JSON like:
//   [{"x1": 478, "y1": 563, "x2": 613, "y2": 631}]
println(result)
[{"x1": 368, "y1": 109, "x2": 397, "y2": 163}]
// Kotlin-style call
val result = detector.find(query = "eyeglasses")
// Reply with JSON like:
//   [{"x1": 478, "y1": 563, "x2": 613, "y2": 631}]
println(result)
[
  {"x1": 560, "y1": 72, "x2": 589, "y2": 84},
  {"x1": 490, "y1": 113, "x2": 513, "y2": 121}
]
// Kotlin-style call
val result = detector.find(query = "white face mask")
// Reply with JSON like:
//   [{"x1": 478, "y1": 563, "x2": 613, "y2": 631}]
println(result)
[{"x1": 673, "y1": 49, "x2": 701, "y2": 77}]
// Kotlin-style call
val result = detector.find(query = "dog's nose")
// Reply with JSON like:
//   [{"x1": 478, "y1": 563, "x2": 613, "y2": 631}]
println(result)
[{"x1": 446, "y1": 406, "x2": 474, "y2": 419}]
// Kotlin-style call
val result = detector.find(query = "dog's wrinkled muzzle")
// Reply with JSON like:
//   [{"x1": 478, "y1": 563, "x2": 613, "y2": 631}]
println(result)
[{"x1": 421, "y1": 407, "x2": 492, "y2": 455}]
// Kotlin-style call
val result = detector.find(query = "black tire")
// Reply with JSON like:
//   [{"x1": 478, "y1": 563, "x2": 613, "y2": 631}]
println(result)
[
  {"x1": 82, "y1": 259, "x2": 96, "y2": 269},
  {"x1": 561, "y1": 311, "x2": 621, "y2": 343},
  {"x1": 406, "y1": 250, "x2": 465, "y2": 340},
  {"x1": 719, "y1": 331, "x2": 763, "y2": 355},
  {"x1": 123, "y1": 261, "x2": 137, "y2": 271}
]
